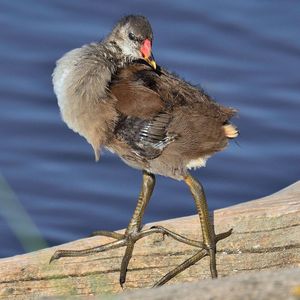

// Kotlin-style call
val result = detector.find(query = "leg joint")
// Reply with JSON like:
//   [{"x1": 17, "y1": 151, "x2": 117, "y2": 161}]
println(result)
[{"x1": 143, "y1": 171, "x2": 155, "y2": 187}]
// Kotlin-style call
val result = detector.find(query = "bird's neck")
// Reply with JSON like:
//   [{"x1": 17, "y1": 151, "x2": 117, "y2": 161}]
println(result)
[{"x1": 102, "y1": 40, "x2": 132, "y2": 70}]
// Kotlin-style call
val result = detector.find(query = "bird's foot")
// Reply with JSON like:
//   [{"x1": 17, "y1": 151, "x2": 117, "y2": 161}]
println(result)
[
  {"x1": 152, "y1": 228, "x2": 233, "y2": 287},
  {"x1": 49, "y1": 225, "x2": 204, "y2": 287}
]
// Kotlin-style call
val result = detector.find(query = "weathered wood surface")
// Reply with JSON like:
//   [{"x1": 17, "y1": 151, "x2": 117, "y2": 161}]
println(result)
[
  {"x1": 0, "y1": 181, "x2": 299, "y2": 299},
  {"x1": 115, "y1": 267, "x2": 300, "y2": 300}
]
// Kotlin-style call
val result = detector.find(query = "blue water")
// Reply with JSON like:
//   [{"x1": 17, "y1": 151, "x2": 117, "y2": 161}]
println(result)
[{"x1": 0, "y1": 1, "x2": 299, "y2": 258}]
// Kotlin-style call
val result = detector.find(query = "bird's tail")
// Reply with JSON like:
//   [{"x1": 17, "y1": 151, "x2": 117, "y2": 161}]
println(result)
[{"x1": 223, "y1": 123, "x2": 239, "y2": 139}]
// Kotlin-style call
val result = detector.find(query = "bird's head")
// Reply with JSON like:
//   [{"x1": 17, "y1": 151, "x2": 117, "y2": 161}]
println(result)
[{"x1": 108, "y1": 15, "x2": 157, "y2": 70}]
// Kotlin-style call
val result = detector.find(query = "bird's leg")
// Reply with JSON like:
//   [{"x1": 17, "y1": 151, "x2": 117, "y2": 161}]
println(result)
[
  {"x1": 117, "y1": 170, "x2": 155, "y2": 286},
  {"x1": 114, "y1": 172, "x2": 206, "y2": 286},
  {"x1": 49, "y1": 170, "x2": 154, "y2": 285},
  {"x1": 153, "y1": 173, "x2": 232, "y2": 287},
  {"x1": 186, "y1": 173, "x2": 218, "y2": 277},
  {"x1": 50, "y1": 171, "x2": 201, "y2": 287}
]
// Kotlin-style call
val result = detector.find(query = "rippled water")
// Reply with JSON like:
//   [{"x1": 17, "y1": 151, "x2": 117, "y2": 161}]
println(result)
[{"x1": 0, "y1": 1, "x2": 299, "y2": 257}]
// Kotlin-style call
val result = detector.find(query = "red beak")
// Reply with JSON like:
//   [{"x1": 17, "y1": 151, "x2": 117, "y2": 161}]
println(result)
[
  {"x1": 140, "y1": 39, "x2": 157, "y2": 70},
  {"x1": 140, "y1": 39, "x2": 152, "y2": 58}
]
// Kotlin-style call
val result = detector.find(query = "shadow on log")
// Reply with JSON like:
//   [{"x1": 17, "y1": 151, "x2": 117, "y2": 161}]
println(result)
[{"x1": 0, "y1": 181, "x2": 299, "y2": 299}]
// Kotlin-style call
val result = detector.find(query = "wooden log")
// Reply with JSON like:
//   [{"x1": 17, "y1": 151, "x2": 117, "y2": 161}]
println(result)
[{"x1": 0, "y1": 181, "x2": 299, "y2": 299}]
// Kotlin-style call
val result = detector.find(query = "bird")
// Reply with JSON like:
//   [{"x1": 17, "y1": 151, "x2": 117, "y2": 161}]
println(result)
[{"x1": 51, "y1": 15, "x2": 239, "y2": 287}]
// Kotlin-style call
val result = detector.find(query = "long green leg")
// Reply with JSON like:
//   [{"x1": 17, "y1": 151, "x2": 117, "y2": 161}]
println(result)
[
  {"x1": 185, "y1": 173, "x2": 218, "y2": 277},
  {"x1": 153, "y1": 173, "x2": 232, "y2": 286},
  {"x1": 118, "y1": 170, "x2": 155, "y2": 286}
]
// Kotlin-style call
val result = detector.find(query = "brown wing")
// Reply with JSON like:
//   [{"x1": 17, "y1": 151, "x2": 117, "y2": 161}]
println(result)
[
  {"x1": 110, "y1": 63, "x2": 237, "y2": 160},
  {"x1": 111, "y1": 67, "x2": 164, "y2": 118},
  {"x1": 110, "y1": 65, "x2": 175, "y2": 159}
]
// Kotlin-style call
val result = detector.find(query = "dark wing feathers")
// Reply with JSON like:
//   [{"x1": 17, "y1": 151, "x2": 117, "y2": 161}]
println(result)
[
  {"x1": 115, "y1": 113, "x2": 175, "y2": 159},
  {"x1": 138, "y1": 113, "x2": 176, "y2": 155}
]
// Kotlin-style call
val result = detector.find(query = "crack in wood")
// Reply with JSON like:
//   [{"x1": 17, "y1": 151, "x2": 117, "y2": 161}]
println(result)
[{"x1": 233, "y1": 223, "x2": 300, "y2": 234}]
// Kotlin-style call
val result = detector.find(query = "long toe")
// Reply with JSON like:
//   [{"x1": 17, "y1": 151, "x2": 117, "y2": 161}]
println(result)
[
  {"x1": 152, "y1": 228, "x2": 233, "y2": 286},
  {"x1": 89, "y1": 230, "x2": 125, "y2": 239},
  {"x1": 153, "y1": 249, "x2": 208, "y2": 287},
  {"x1": 49, "y1": 238, "x2": 128, "y2": 265}
]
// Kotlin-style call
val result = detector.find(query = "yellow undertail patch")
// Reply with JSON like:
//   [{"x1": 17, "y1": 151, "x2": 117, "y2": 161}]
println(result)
[{"x1": 223, "y1": 124, "x2": 239, "y2": 139}]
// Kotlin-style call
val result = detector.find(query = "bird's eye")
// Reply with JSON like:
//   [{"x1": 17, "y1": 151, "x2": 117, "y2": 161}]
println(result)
[{"x1": 128, "y1": 32, "x2": 137, "y2": 41}]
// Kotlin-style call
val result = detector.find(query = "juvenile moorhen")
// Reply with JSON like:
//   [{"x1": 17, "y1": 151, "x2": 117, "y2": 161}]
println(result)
[{"x1": 51, "y1": 15, "x2": 239, "y2": 287}]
